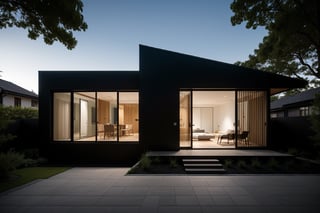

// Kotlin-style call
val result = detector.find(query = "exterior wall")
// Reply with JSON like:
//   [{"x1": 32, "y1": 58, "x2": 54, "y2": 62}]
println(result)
[
  {"x1": 39, "y1": 71, "x2": 142, "y2": 164},
  {"x1": 288, "y1": 108, "x2": 300, "y2": 117},
  {"x1": 2, "y1": 94, "x2": 36, "y2": 108},
  {"x1": 3, "y1": 95, "x2": 14, "y2": 106},
  {"x1": 140, "y1": 46, "x2": 271, "y2": 151},
  {"x1": 39, "y1": 46, "x2": 306, "y2": 163}
]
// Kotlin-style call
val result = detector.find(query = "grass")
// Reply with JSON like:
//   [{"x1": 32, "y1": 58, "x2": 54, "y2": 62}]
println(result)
[{"x1": 0, "y1": 167, "x2": 70, "y2": 193}]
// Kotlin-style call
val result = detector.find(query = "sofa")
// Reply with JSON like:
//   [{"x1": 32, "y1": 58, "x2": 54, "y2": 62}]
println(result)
[{"x1": 192, "y1": 128, "x2": 214, "y2": 140}]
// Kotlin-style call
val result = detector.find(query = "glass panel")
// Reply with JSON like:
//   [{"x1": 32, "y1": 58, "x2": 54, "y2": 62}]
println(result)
[
  {"x1": 192, "y1": 91, "x2": 235, "y2": 148},
  {"x1": 119, "y1": 92, "x2": 139, "y2": 142},
  {"x1": 74, "y1": 92, "x2": 96, "y2": 141},
  {"x1": 53, "y1": 93, "x2": 71, "y2": 141},
  {"x1": 97, "y1": 92, "x2": 117, "y2": 141},
  {"x1": 237, "y1": 91, "x2": 267, "y2": 147},
  {"x1": 180, "y1": 91, "x2": 192, "y2": 148}
]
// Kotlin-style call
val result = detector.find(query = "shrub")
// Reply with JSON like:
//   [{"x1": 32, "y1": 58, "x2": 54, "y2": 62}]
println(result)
[
  {"x1": 152, "y1": 157, "x2": 161, "y2": 164},
  {"x1": 0, "y1": 106, "x2": 38, "y2": 150},
  {"x1": 0, "y1": 151, "x2": 25, "y2": 178},
  {"x1": 288, "y1": 148, "x2": 298, "y2": 156},
  {"x1": 169, "y1": 158, "x2": 178, "y2": 168},
  {"x1": 250, "y1": 158, "x2": 262, "y2": 169},
  {"x1": 236, "y1": 159, "x2": 247, "y2": 169},
  {"x1": 0, "y1": 106, "x2": 38, "y2": 120},
  {"x1": 267, "y1": 157, "x2": 279, "y2": 170},
  {"x1": 283, "y1": 159, "x2": 295, "y2": 171},
  {"x1": 22, "y1": 148, "x2": 40, "y2": 159},
  {"x1": 223, "y1": 159, "x2": 233, "y2": 169},
  {"x1": 139, "y1": 154, "x2": 151, "y2": 170}
]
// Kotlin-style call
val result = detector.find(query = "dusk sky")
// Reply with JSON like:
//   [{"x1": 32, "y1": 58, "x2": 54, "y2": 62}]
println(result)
[{"x1": 0, "y1": 0, "x2": 266, "y2": 93}]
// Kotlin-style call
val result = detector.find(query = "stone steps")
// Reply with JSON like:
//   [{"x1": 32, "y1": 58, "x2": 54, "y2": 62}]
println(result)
[{"x1": 182, "y1": 158, "x2": 226, "y2": 174}]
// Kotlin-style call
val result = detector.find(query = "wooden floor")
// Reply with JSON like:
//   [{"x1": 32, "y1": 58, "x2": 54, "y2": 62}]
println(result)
[
  {"x1": 192, "y1": 139, "x2": 235, "y2": 149},
  {"x1": 147, "y1": 149, "x2": 292, "y2": 157}
]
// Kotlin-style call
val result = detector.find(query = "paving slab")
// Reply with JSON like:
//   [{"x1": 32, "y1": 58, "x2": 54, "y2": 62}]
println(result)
[{"x1": 1, "y1": 167, "x2": 320, "y2": 213}]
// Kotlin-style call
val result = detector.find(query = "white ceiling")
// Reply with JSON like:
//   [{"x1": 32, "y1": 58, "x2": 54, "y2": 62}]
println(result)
[
  {"x1": 193, "y1": 91, "x2": 235, "y2": 106},
  {"x1": 76, "y1": 91, "x2": 234, "y2": 106},
  {"x1": 76, "y1": 92, "x2": 138, "y2": 103}
]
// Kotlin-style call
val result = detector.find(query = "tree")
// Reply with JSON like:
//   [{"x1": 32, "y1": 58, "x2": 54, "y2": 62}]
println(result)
[
  {"x1": 0, "y1": 0, "x2": 87, "y2": 49},
  {"x1": 230, "y1": 0, "x2": 320, "y2": 86}
]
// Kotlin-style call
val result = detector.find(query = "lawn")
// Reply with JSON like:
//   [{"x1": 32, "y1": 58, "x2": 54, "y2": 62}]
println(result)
[{"x1": 0, "y1": 167, "x2": 70, "y2": 193}]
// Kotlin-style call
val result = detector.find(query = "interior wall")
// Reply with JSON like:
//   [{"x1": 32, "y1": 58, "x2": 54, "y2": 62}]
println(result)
[
  {"x1": 123, "y1": 104, "x2": 139, "y2": 133},
  {"x1": 87, "y1": 99, "x2": 96, "y2": 137},
  {"x1": 98, "y1": 99, "x2": 110, "y2": 124},
  {"x1": 213, "y1": 102, "x2": 235, "y2": 132},
  {"x1": 192, "y1": 107, "x2": 213, "y2": 132},
  {"x1": 74, "y1": 93, "x2": 96, "y2": 139},
  {"x1": 53, "y1": 93, "x2": 71, "y2": 140}
]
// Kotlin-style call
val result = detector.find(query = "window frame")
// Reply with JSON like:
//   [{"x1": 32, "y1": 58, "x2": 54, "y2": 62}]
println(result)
[{"x1": 52, "y1": 91, "x2": 139, "y2": 143}]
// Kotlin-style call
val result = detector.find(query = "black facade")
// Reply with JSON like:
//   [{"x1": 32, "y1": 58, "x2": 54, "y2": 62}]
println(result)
[
  {"x1": 39, "y1": 71, "x2": 141, "y2": 164},
  {"x1": 39, "y1": 45, "x2": 307, "y2": 164}
]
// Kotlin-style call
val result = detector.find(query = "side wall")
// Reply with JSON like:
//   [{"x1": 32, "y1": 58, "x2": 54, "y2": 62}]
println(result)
[{"x1": 39, "y1": 71, "x2": 142, "y2": 164}]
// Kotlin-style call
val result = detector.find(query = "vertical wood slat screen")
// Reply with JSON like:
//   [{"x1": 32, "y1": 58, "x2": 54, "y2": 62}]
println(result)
[
  {"x1": 237, "y1": 91, "x2": 267, "y2": 147},
  {"x1": 179, "y1": 91, "x2": 191, "y2": 147}
]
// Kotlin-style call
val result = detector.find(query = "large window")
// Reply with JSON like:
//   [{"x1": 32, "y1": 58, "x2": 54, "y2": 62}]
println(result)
[
  {"x1": 52, "y1": 91, "x2": 139, "y2": 142},
  {"x1": 179, "y1": 90, "x2": 267, "y2": 149},
  {"x1": 53, "y1": 93, "x2": 71, "y2": 141},
  {"x1": 119, "y1": 92, "x2": 139, "y2": 142},
  {"x1": 73, "y1": 92, "x2": 96, "y2": 141},
  {"x1": 97, "y1": 92, "x2": 117, "y2": 142}
]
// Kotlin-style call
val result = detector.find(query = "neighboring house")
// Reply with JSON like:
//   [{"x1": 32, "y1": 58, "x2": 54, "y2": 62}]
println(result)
[
  {"x1": 271, "y1": 87, "x2": 320, "y2": 118},
  {"x1": 269, "y1": 88, "x2": 320, "y2": 151},
  {"x1": 0, "y1": 79, "x2": 38, "y2": 108},
  {"x1": 39, "y1": 45, "x2": 306, "y2": 163}
]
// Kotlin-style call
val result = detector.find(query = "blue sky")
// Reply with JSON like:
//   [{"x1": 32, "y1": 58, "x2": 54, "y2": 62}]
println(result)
[{"x1": 0, "y1": 0, "x2": 266, "y2": 93}]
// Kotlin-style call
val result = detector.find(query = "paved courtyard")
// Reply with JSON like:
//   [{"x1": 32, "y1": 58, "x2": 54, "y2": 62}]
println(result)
[{"x1": 1, "y1": 167, "x2": 320, "y2": 213}]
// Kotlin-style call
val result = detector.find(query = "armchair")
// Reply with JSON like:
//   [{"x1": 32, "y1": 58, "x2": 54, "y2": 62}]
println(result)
[
  {"x1": 218, "y1": 130, "x2": 235, "y2": 144},
  {"x1": 238, "y1": 131, "x2": 249, "y2": 145}
]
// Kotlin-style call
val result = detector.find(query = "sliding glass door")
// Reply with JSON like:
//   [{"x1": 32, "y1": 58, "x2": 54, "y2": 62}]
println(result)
[{"x1": 179, "y1": 90, "x2": 268, "y2": 149}]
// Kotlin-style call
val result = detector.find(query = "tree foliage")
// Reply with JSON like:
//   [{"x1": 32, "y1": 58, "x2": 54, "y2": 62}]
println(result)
[
  {"x1": 0, "y1": 0, "x2": 87, "y2": 49},
  {"x1": 231, "y1": 0, "x2": 320, "y2": 86}
]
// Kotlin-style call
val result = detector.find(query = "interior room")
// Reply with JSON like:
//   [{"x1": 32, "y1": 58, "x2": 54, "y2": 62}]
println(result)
[
  {"x1": 192, "y1": 91, "x2": 235, "y2": 148},
  {"x1": 95, "y1": 92, "x2": 139, "y2": 142},
  {"x1": 71, "y1": 92, "x2": 139, "y2": 142},
  {"x1": 180, "y1": 91, "x2": 236, "y2": 148}
]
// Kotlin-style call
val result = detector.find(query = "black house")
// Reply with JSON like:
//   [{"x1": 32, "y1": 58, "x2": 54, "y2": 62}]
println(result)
[{"x1": 39, "y1": 45, "x2": 306, "y2": 164}]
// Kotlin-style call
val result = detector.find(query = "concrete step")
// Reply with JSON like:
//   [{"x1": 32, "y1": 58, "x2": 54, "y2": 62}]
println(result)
[
  {"x1": 183, "y1": 158, "x2": 226, "y2": 174},
  {"x1": 182, "y1": 159, "x2": 219, "y2": 163},
  {"x1": 185, "y1": 168, "x2": 226, "y2": 174},
  {"x1": 184, "y1": 163, "x2": 223, "y2": 168}
]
